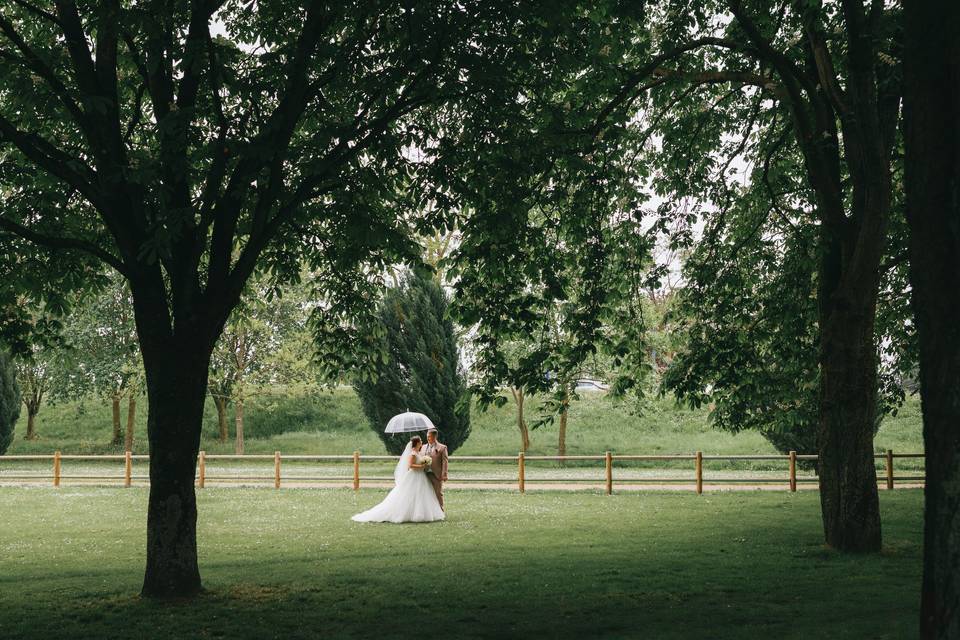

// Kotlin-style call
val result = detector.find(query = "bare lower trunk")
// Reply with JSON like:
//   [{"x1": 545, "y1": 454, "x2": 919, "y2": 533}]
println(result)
[
  {"x1": 143, "y1": 410, "x2": 202, "y2": 597},
  {"x1": 215, "y1": 396, "x2": 228, "y2": 443},
  {"x1": 234, "y1": 396, "x2": 244, "y2": 455},
  {"x1": 558, "y1": 396, "x2": 568, "y2": 463},
  {"x1": 139, "y1": 335, "x2": 211, "y2": 599},
  {"x1": 904, "y1": 4, "x2": 960, "y2": 635},
  {"x1": 125, "y1": 395, "x2": 136, "y2": 452},
  {"x1": 816, "y1": 219, "x2": 883, "y2": 553},
  {"x1": 111, "y1": 394, "x2": 122, "y2": 446},
  {"x1": 25, "y1": 410, "x2": 36, "y2": 440},
  {"x1": 817, "y1": 306, "x2": 882, "y2": 551},
  {"x1": 513, "y1": 388, "x2": 531, "y2": 452}
]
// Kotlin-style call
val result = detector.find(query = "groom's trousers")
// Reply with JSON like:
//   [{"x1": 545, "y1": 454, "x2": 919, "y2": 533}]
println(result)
[{"x1": 427, "y1": 473, "x2": 444, "y2": 510}]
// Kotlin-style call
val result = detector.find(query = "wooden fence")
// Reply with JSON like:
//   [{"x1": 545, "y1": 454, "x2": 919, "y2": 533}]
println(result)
[{"x1": 0, "y1": 450, "x2": 926, "y2": 493}]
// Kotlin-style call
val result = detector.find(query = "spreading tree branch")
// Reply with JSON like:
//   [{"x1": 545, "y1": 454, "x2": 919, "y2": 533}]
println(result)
[
  {"x1": 0, "y1": 15, "x2": 88, "y2": 130},
  {"x1": 650, "y1": 67, "x2": 785, "y2": 97},
  {"x1": 206, "y1": 0, "x2": 332, "y2": 296},
  {"x1": 590, "y1": 37, "x2": 758, "y2": 132},
  {"x1": 9, "y1": 0, "x2": 62, "y2": 28},
  {"x1": 53, "y1": 1, "x2": 100, "y2": 99},
  {"x1": 0, "y1": 115, "x2": 103, "y2": 209},
  {"x1": 761, "y1": 120, "x2": 800, "y2": 231},
  {"x1": 0, "y1": 216, "x2": 128, "y2": 276}
]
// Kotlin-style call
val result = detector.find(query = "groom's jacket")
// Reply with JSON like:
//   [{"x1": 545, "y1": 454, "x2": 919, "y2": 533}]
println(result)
[{"x1": 425, "y1": 442, "x2": 448, "y2": 481}]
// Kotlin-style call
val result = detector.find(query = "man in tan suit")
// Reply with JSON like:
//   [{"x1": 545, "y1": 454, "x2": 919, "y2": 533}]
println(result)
[{"x1": 423, "y1": 428, "x2": 448, "y2": 510}]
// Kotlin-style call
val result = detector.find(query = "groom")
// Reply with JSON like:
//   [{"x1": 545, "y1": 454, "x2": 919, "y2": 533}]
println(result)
[{"x1": 423, "y1": 428, "x2": 448, "y2": 510}]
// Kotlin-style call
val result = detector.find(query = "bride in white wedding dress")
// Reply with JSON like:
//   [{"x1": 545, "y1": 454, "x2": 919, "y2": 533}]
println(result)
[{"x1": 351, "y1": 435, "x2": 445, "y2": 523}]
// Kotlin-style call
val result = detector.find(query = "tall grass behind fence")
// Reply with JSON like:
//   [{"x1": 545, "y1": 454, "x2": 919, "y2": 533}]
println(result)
[{"x1": 0, "y1": 450, "x2": 925, "y2": 493}]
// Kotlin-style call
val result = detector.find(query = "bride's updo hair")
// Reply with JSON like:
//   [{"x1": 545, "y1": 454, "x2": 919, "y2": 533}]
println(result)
[{"x1": 409, "y1": 435, "x2": 422, "y2": 448}]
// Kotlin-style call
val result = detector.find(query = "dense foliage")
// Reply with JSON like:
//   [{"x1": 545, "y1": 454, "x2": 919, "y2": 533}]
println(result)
[
  {"x1": 661, "y1": 181, "x2": 908, "y2": 456},
  {"x1": 0, "y1": 0, "x2": 938, "y2": 609},
  {"x1": 354, "y1": 273, "x2": 470, "y2": 455},
  {"x1": 0, "y1": 0, "x2": 584, "y2": 595}
]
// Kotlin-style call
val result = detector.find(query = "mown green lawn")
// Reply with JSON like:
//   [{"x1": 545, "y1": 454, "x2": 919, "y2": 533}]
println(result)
[{"x1": 0, "y1": 487, "x2": 922, "y2": 639}]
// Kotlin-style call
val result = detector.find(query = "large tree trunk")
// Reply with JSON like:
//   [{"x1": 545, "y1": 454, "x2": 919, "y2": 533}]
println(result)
[
  {"x1": 816, "y1": 304, "x2": 883, "y2": 551},
  {"x1": 815, "y1": 219, "x2": 884, "y2": 552},
  {"x1": 757, "y1": 6, "x2": 895, "y2": 554},
  {"x1": 234, "y1": 395, "x2": 245, "y2": 455},
  {"x1": 132, "y1": 271, "x2": 218, "y2": 599},
  {"x1": 139, "y1": 339, "x2": 210, "y2": 598},
  {"x1": 125, "y1": 395, "x2": 136, "y2": 453},
  {"x1": 904, "y1": 3, "x2": 960, "y2": 636},
  {"x1": 215, "y1": 396, "x2": 228, "y2": 443},
  {"x1": 128, "y1": 246, "x2": 240, "y2": 598},
  {"x1": 111, "y1": 394, "x2": 122, "y2": 445}
]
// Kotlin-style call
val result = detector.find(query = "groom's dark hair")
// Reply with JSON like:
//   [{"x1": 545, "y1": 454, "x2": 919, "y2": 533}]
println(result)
[{"x1": 410, "y1": 435, "x2": 422, "y2": 447}]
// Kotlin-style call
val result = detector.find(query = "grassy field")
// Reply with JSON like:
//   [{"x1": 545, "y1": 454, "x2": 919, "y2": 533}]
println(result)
[
  {"x1": 5, "y1": 386, "x2": 925, "y2": 458},
  {"x1": 0, "y1": 487, "x2": 922, "y2": 639}
]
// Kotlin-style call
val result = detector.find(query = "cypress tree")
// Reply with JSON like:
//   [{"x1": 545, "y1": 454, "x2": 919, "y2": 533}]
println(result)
[
  {"x1": 0, "y1": 349, "x2": 20, "y2": 455},
  {"x1": 355, "y1": 274, "x2": 471, "y2": 455}
]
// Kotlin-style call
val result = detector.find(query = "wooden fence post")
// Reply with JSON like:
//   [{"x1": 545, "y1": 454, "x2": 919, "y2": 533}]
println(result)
[
  {"x1": 198, "y1": 450, "x2": 206, "y2": 489},
  {"x1": 518, "y1": 452, "x2": 525, "y2": 494},
  {"x1": 605, "y1": 451, "x2": 613, "y2": 495},
  {"x1": 886, "y1": 449, "x2": 894, "y2": 490},
  {"x1": 274, "y1": 451, "x2": 281, "y2": 489},
  {"x1": 53, "y1": 451, "x2": 61, "y2": 488},
  {"x1": 789, "y1": 451, "x2": 797, "y2": 492},
  {"x1": 124, "y1": 450, "x2": 132, "y2": 488},
  {"x1": 353, "y1": 451, "x2": 360, "y2": 491},
  {"x1": 695, "y1": 451, "x2": 703, "y2": 495}
]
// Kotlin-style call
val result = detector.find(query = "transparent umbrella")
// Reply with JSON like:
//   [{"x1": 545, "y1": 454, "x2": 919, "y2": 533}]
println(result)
[{"x1": 384, "y1": 411, "x2": 436, "y2": 434}]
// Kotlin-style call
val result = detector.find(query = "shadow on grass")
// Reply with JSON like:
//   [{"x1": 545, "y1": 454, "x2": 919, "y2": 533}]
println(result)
[
  {"x1": 5, "y1": 541, "x2": 920, "y2": 640},
  {"x1": 0, "y1": 490, "x2": 923, "y2": 640}
]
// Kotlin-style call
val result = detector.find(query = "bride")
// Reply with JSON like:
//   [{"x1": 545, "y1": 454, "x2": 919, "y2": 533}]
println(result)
[{"x1": 351, "y1": 435, "x2": 445, "y2": 523}]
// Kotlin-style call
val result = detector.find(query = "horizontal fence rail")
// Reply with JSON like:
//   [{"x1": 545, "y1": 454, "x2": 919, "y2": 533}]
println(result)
[{"x1": 0, "y1": 450, "x2": 926, "y2": 494}]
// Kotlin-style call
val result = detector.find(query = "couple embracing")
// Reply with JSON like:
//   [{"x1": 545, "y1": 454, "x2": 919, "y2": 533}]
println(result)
[{"x1": 352, "y1": 428, "x2": 448, "y2": 523}]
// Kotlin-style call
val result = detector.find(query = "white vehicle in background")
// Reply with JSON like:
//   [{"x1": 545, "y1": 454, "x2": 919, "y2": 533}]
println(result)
[{"x1": 574, "y1": 378, "x2": 609, "y2": 392}]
